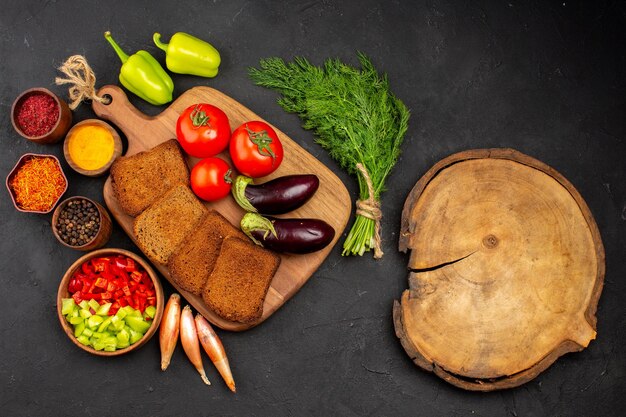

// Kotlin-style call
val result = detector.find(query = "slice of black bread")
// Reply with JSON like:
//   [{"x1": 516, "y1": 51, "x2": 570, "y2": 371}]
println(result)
[
  {"x1": 168, "y1": 210, "x2": 247, "y2": 295},
  {"x1": 202, "y1": 236, "x2": 281, "y2": 323},
  {"x1": 133, "y1": 184, "x2": 207, "y2": 265},
  {"x1": 110, "y1": 139, "x2": 189, "y2": 217}
]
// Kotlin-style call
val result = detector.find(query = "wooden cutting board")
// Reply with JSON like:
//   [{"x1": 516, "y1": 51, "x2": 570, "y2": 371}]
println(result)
[
  {"x1": 92, "y1": 85, "x2": 351, "y2": 331},
  {"x1": 394, "y1": 148, "x2": 605, "y2": 390}
]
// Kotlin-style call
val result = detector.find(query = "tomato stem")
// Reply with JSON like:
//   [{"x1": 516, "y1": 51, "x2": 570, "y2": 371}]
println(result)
[
  {"x1": 223, "y1": 169, "x2": 233, "y2": 184},
  {"x1": 245, "y1": 126, "x2": 276, "y2": 161},
  {"x1": 190, "y1": 105, "x2": 211, "y2": 127}
]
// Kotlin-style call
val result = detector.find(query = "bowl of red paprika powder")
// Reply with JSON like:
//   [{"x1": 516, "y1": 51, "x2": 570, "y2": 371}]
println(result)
[{"x1": 11, "y1": 87, "x2": 72, "y2": 144}]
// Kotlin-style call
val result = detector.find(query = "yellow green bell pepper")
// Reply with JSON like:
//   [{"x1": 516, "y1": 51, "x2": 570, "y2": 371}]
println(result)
[
  {"x1": 104, "y1": 31, "x2": 174, "y2": 105},
  {"x1": 153, "y1": 32, "x2": 221, "y2": 78}
]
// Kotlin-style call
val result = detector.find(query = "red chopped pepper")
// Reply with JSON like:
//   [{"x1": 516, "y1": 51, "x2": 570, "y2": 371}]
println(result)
[
  {"x1": 94, "y1": 277, "x2": 108, "y2": 289},
  {"x1": 114, "y1": 258, "x2": 127, "y2": 270},
  {"x1": 66, "y1": 254, "x2": 155, "y2": 314},
  {"x1": 129, "y1": 270, "x2": 142, "y2": 283},
  {"x1": 109, "y1": 301, "x2": 120, "y2": 315},
  {"x1": 92, "y1": 258, "x2": 110, "y2": 273},
  {"x1": 88, "y1": 280, "x2": 98, "y2": 294},
  {"x1": 140, "y1": 272, "x2": 151, "y2": 287},
  {"x1": 126, "y1": 258, "x2": 136, "y2": 271},
  {"x1": 122, "y1": 285, "x2": 132, "y2": 297},
  {"x1": 72, "y1": 291, "x2": 82, "y2": 304},
  {"x1": 68, "y1": 278, "x2": 81, "y2": 293},
  {"x1": 119, "y1": 269, "x2": 131, "y2": 283}
]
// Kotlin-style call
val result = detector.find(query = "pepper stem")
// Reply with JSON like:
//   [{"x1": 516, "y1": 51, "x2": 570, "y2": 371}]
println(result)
[
  {"x1": 232, "y1": 176, "x2": 257, "y2": 213},
  {"x1": 104, "y1": 31, "x2": 129, "y2": 64},
  {"x1": 153, "y1": 32, "x2": 170, "y2": 52},
  {"x1": 240, "y1": 213, "x2": 276, "y2": 247}
]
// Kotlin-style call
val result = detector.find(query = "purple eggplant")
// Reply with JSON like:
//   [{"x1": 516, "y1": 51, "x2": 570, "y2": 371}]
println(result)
[
  {"x1": 232, "y1": 175, "x2": 319, "y2": 214},
  {"x1": 240, "y1": 212, "x2": 335, "y2": 254}
]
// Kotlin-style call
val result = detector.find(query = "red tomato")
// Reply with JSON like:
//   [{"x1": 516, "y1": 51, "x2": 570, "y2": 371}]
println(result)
[
  {"x1": 229, "y1": 121, "x2": 284, "y2": 178},
  {"x1": 190, "y1": 157, "x2": 233, "y2": 201},
  {"x1": 176, "y1": 103, "x2": 231, "y2": 158}
]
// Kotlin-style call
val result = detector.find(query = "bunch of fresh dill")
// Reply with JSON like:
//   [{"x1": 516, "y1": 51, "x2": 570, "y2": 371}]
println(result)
[{"x1": 249, "y1": 53, "x2": 409, "y2": 258}]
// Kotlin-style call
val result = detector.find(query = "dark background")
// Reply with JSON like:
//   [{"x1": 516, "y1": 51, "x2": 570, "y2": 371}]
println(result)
[{"x1": 1, "y1": 1, "x2": 624, "y2": 416}]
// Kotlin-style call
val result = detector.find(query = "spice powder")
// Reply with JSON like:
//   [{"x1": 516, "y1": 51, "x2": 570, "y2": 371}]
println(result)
[
  {"x1": 10, "y1": 157, "x2": 66, "y2": 212},
  {"x1": 67, "y1": 124, "x2": 115, "y2": 171},
  {"x1": 15, "y1": 93, "x2": 59, "y2": 137}
]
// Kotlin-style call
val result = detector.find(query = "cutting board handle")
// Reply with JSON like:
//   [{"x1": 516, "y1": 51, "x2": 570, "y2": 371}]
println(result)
[{"x1": 92, "y1": 85, "x2": 169, "y2": 156}]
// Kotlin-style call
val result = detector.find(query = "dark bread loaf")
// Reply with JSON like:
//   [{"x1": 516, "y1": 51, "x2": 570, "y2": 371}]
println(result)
[
  {"x1": 168, "y1": 210, "x2": 247, "y2": 295},
  {"x1": 110, "y1": 139, "x2": 189, "y2": 217},
  {"x1": 202, "y1": 236, "x2": 281, "y2": 323},
  {"x1": 133, "y1": 184, "x2": 207, "y2": 265}
]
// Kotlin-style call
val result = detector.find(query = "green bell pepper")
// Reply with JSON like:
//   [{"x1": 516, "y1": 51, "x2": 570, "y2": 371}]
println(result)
[
  {"x1": 153, "y1": 32, "x2": 221, "y2": 78},
  {"x1": 104, "y1": 31, "x2": 174, "y2": 105}
]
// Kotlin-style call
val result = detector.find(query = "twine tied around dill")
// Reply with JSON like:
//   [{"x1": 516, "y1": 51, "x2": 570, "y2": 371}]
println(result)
[
  {"x1": 55, "y1": 55, "x2": 109, "y2": 110},
  {"x1": 355, "y1": 163, "x2": 383, "y2": 259}
]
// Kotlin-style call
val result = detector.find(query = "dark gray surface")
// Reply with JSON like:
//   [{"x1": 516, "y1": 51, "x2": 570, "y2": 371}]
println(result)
[{"x1": 1, "y1": 1, "x2": 624, "y2": 416}]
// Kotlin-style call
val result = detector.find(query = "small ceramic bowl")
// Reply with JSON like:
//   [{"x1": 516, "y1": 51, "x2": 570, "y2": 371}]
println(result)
[
  {"x1": 57, "y1": 248, "x2": 164, "y2": 357},
  {"x1": 6, "y1": 153, "x2": 68, "y2": 214},
  {"x1": 52, "y1": 196, "x2": 113, "y2": 251},
  {"x1": 63, "y1": 119, "x2": 123, "y2": 177},
  {"x1": 11, "y1": 88, "x2": 72, "y2": 144}
]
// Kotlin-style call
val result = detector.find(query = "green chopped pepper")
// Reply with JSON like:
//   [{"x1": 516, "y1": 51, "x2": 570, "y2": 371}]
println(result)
[
  {"x1": 104, "y1": 31, "x2": 174, "y2": 105},
  {"x1": 153, "y1": 32, "x2": 221, "y2": 78}
]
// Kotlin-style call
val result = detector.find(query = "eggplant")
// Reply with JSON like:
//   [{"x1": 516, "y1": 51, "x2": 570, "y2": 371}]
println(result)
[
  {"x1": 240, "y1": 212, "x2": 335, "y2": 254},
  {"x1": 232, "y1": 174, "x2": 319, "y2": 215}
]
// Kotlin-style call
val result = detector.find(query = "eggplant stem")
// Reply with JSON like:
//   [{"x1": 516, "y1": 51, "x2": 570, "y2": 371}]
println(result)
[
  {"x1": 232, "y1": 176, "x2": 257, "y2": 212},
  {"x1": 240, "y1": 212, "x2": 276, "y2": 246}
]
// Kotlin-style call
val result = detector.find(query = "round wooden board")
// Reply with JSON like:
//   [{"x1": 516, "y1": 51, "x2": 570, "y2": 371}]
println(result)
[{"x1": 394, "y1": 148, "x2": 605, "y2": 391}]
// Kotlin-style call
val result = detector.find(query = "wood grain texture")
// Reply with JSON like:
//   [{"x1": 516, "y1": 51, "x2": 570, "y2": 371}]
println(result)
[
  {"x1": 92, "y1": 85, "x2": 351, "y2": 331},
  {"x1": 395, "y1": 148, "x2": 605, "y2": 391}
]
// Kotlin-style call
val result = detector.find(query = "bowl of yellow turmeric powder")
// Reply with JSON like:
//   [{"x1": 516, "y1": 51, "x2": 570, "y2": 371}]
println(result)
[{"x1": 63, "y1": 119, "x2": 122, "y2": 177}]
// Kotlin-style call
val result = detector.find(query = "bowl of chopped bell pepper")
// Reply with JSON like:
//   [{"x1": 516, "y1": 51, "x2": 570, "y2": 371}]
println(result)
[
  {"x1": 57, "y1": 248, "x2": 164, "y2": 356},
  {"x1": 6, "y1": 153, "x2": 68, "y2": 214}
]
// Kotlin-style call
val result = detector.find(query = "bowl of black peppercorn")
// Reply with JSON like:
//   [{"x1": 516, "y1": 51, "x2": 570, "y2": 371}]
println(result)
[{"x1": 52, "y1": 196, "x2": 112, "y2": 251}]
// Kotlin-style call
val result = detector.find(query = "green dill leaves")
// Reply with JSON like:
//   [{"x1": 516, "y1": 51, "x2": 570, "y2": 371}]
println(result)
[{"x1": 249, "y1": 53, "x2": 410, "y2": 258}]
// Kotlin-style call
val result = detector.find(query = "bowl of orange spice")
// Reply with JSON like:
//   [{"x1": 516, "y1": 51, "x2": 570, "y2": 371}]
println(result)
[
  {"x1": 63, "y1": 119, "x2": 122, "y2": 177},
  {"x1": 6, "y1": 154, "x2": 68, "y2": 214}
]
